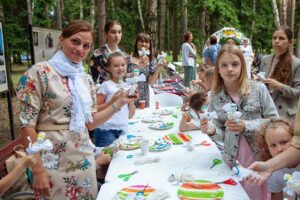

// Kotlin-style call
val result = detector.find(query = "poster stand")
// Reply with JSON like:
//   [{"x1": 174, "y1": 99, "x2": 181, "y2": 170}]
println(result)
[{"x1": 0, "y1": 21, "x2": 15, "y2": 140}]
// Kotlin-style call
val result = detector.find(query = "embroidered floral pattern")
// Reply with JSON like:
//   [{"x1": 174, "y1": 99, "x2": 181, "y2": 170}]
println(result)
[
  {"x1": 66, "y1": 158, "x2": 92, "y2": 173},
  {"x1": 60, "y1": 176, "x2": 94, "y2": 200},
  {"x1": 16, "y1": 73, "x2": 36, "y2": 104},
  {"x1": 43, "y1": 92, "x2": 57, "y2": 115},
  {"x1": 42, "y1": 152, "x2": 60, "y2": 170},
  {"x1": 63, "y1": 104, "x2": 71, "y2": 117},
  {"x1": 19, "y1": 105, "x2": 39, "y2": 127}
]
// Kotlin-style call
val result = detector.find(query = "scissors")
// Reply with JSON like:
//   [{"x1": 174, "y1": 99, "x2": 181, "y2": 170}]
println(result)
[
  {"x1": 215, "y1": 178, "x2": 237, "y2": 185},
  {"x1": 210, "y1": 159, "x2": 222, "y2": 169},
  {"x1": 118, "y1": 170, "x2": 138, "y2": 181},
  {"x1": 195, "y1": 140, "x2": 211, "y2": 147}
]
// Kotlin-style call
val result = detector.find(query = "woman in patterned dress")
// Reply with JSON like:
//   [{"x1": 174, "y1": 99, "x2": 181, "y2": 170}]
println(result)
[
  {"x1": 16, "y1": 20, "x2": 137, "y2": 200},
  {"x1": 130, "y1": 33, "x2": 165, "y2": 108}
]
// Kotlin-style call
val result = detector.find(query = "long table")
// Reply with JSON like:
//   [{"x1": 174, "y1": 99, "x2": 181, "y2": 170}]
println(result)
[{"x1": 97, "y1": 107, "x2": 250, "y2": 200}]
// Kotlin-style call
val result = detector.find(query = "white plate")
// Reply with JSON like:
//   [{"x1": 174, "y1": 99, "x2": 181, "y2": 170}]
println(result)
[
  {"x1": 149, "y1": 138, "x2": 172, "y2": 151},
  {"x1": 149, "y1": 122, "x2": 174, "y2": 130},
  {"x1": 141, "y1": 115, "x2": 163, "y2": 123},
  {"x1": 153, "y1": 109, "x2": 174, "y2": 115}
]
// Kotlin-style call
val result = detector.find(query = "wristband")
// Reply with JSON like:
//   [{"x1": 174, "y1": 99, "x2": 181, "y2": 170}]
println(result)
[{"x1": 112, "y1": 103, "x2": 121, "y2": 112}]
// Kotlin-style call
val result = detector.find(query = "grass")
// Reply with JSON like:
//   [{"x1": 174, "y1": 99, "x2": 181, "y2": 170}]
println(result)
[{"x1": 0, "y1": 63, "x2": 28, "y2": 148}]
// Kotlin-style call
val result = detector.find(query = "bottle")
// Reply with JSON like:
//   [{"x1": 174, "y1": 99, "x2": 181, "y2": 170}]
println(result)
[
  {"x1": 128, "y1": 69, "x2": 140, "y2": 98},
  {"x1": 156, "y1": 101, "x2": 160, "y2": 110}
]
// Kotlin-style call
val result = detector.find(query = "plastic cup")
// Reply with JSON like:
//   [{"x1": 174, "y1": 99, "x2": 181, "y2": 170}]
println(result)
[
  {"x1": 140, "y1": 139, "x2": 149, "y2": 156},
  {"x1": 139, "y1": 100, "x2": 146, "y2": 109}
]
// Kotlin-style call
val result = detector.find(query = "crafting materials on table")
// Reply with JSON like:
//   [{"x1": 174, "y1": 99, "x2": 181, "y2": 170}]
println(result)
[
  {"x1": 231, "y1": 164, "x2": 263, "y2": 181},
  {"x1": 215, "y1": 178, "x2": 237, "y2": 185},
  {"x1": 153, "y1": 109, "x2": 174, "y2": 115},
  {"x1": 141, "y1": 115, "x2": 163, "y2": 123},
  {"x1": 194, "y1": 140, "x2": 212, "y2": 147},
  {"x1": 149, "y1": 122, "x2": 174, "y2": 130},
  {"x1": 148, "y1": 138, "x2": 172, "y2": 152},
  {"x1": 115, "y1": 185, "x2": 156, "y2": 200},
  {"x1": 134, "y1": 157, "x2": 160, "y2": 166},
  {"x1": 163, "y1": 133, "x2": 192, "y2": 144},
  {"x1": 140, "y1": 139, "x2": 149, "y2": 156},
  {"x1": 210, "y1": 159, "x2": 222, "y2": 169},
  {"x1": 118, "y1": 170, "x2": 138, "y2": 181},
  {"x1": 177, "y1": 179, "x2": 224, "y2": 200},
  {"x1": 119, "y1": 136, "x2": 144, "y2": 150}
]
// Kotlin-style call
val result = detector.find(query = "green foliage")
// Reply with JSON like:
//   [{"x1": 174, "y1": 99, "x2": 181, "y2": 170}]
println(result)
[
  {"x1": 2, "y1": 0, "x2": 30, "y2": 64},
  {"x1": 1, "y1": 0, "x2": 299, "y2": 65}
]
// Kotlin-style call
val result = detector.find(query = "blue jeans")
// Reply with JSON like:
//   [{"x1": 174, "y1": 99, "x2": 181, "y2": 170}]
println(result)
[{"x1": 94, "y1": 129, "x2": 123, "y2": 147}]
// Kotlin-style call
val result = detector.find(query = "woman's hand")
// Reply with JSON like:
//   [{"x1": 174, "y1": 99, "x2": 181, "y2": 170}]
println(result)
[
  {"x1": 225, "y1": 119, "x2": 245, "y2": 133},
  {"x1": 200, "y1": 119, "x2": 215, "y2": 135},
  {"x1": 244, "y1": 161, "x2": 271, "y2": 185},
  {"x1": 137, "y1": 56, "x2": 149, "y2": 68},
  {"x1": 33, "y1": 167, "x2": 51, "y2": 199},
  {"x1": 262, "y1": 78, "x2": 284, "y2": 91}
]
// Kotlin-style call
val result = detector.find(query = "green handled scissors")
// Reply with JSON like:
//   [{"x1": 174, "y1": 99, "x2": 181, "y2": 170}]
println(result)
[
  {"x1": 210, "y1": 159, "x2": 222, "y2": 169},
  {"x1": 118, "y1": 170, "x2": 138, "y2": 181}
]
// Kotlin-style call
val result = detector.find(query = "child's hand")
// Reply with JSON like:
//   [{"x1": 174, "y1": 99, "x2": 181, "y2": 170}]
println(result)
[
  {"x1": 23, "y1": 154, "x2": 38, "y2": 168},
  {"x1": 225, "y1": 119, "x2": 245, "y2": 133},
  {"x1": 200, "y1": 119, "x2": 215, "y2": 135},
  {"x1": 111, "y1": 88, "x2": 124, "y2": 103},
  {"x1": 96, "y1": 151, "x2": 112, "y2": 167},
  {"x1": 182, "y1": 112, "x2": 191, "y2": 122}
]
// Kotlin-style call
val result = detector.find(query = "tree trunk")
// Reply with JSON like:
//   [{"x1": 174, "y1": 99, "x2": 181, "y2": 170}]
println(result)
[
  {"x1": 172, "y1": 3, "x2": 178, "y2": 62},
  {"x1": 182, "y1": 0, "x2": 187, "y2": 34},
  {"x1": 249, "y1": 0, "x2": 256, "y2": 41},
  {"x1": 89, "y1": 0, "x2": 95, "y2": 30},
  {"x1": 146, "y1": 0, "x2": 158, "y2": 53},
  {"x1": 61, "y1": 0, "x2": 64, "y2": 25},
  {"x1": 289, "y1": 0, "x2": 295, "y2": 34},
  {"x1": 159, "y1": 0, "x2": 166, "y2": 51},
  {"x1": 271, "y1": 0, "x2": 280, "y2": 27},
  {"x1": 296, "y1": 22, "x2": 300, "y2": 58},
  {"x1": 56, "y1": 0, "x2": 62, "y2": 29},
  {"x1": 26, "y1": 0, "x2": 32, "y2": 25},
  {"x1": 79, "y1": 0, "x2": 83, "y2": 20},
  {"x1": 200, "y1": 7, "x2": 207, "y2": 47},
  {"x1": 97, "y1": 0, "x2": 106, "y2": 47},
  {"x1": 279, "y1": 0, "x2": 287, "y2": 26},
  {"x1": 137, "y1": 0, "x2": 145, "y2": 32},
  {"x1": 167, "y1": 5, "x2": 171, "y2": 52}
]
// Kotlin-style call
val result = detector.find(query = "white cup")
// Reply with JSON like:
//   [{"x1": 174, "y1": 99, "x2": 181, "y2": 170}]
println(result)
[{"x1": 140, "y1": 139, "x2": 149, "y2": 156}]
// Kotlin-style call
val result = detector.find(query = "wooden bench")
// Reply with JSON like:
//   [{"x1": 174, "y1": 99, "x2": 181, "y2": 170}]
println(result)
[{"x1": 0, "y1": 137, "x2": 24, "y2": 179}]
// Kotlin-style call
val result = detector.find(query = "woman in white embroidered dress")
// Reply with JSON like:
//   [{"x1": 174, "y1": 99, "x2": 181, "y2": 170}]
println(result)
[{"x1": 16, "y1": 20, "x2": 136, "y2": 200}]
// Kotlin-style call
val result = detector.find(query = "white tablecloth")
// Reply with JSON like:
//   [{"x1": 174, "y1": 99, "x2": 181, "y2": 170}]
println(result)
[{"x1": 97, "y1": 107, "x2": 250, "y2": 200}]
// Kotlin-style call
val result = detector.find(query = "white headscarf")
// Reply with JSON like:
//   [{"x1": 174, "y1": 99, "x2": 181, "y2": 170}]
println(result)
[{"x1": 49, "y1": 50, "x2": 93, "y2": 134}]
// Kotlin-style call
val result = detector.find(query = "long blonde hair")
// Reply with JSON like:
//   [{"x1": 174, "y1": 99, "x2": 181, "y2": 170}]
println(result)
[{"x1": 212, "y1": 45, "x2": 250, "y2": 96}]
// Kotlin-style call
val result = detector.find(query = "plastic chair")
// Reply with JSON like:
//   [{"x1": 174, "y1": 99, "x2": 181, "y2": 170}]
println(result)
[{"x1": 155, "y1": 93, "x2": 183, "y2": 107}]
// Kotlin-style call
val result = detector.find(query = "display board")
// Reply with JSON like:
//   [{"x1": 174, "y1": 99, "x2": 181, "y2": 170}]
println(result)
[
  {"x1": 0, "y1": 22, "x2": 8, "y2": 93},
  {"x1": 32, "y1": 26, "x2": 61, "y2": 63}
]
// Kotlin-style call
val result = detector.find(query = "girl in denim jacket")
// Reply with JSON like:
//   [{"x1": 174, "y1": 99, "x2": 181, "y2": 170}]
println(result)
[{"x1": 201, "y1": 45, "x2": 278, "y2": 200}]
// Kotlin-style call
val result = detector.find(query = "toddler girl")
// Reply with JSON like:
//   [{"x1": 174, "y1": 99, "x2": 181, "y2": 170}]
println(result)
[
  {"x1": 256, "y1": 119, "x2": 300, "y2": 200},
  {"x1": 179, "y1": 91, "x2": 208, "y2": 132}
]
